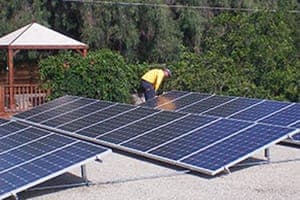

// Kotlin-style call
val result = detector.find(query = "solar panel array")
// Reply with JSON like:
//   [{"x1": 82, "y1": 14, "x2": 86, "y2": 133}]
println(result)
[
  {"x1": 140, "y1": 91, "x2": 300, "y2": 144},
  {"x1": 14, "y1": 95, "x2": 298, "y2": 176},
  {"x1": 0, "y1": 116, "x2": 110, "y2": 200}
]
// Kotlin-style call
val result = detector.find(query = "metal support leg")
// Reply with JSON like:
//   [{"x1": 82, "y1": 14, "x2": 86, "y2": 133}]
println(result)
[
  {"x1": 12, "y1": 193, "x2": 19, "y2": 200},
  {"x1": 224, "y1": 167, "x2": 231, "y2": 174},
  {"x1": 81, "y1": 165, "x2": 88, "y2": 185},
  {"x1": 264, "y1": 148, "x2": 270, "y2": 162}
]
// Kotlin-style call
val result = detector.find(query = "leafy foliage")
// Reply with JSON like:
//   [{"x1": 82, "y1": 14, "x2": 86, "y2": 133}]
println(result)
[
  {"x1": 39, "y1": 50, "x2": 147, "y2": 103},
  {"x1": 165, "y1": 8, "x2": 299, "y2": 102}
]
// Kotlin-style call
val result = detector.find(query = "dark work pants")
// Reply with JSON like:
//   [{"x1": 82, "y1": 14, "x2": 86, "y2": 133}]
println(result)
[{"x1": 141, "y1": 80, "x2": 155, "y2": 101}]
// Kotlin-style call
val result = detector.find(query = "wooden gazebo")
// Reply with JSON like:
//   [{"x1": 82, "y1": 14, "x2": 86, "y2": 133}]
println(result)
[{"x1": 0, "y1": 22, "x2": 88, "y2": 112}]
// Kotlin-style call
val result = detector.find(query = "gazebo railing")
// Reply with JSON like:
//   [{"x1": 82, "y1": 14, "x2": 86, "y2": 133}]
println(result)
[{"x1": 0, "y1": 84, "x2": 50, "y2": 112}]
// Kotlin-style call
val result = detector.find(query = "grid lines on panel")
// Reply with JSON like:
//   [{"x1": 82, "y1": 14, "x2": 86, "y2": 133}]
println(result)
[
  {"x1": 121, "y1": 115, "x2": 217, "y2": 152},
  {"x1": 57, "y1": 104, "x2": 135, "y2": 132},
  {"x1": 14, "y1": 96, "x2": 80, "y2": 119},
  {"x1": 77, "y1": 107, "x2": 160, "y2": 138},
  {"x1": 181, "y1": 124, "x2": 294, "y2": 172},
  {"x1": 258, "y1": 103, "x2": 300, "y2": 126},
  {"x1": 157, "y1": 93, "x2": 212, "y2": 111},
  {"x1": 26, "y1": 98, "x2": 97, "y2": 123},
  {"x1": 179, "y1": 95, "x2": 236, "y2": 114},
  {"x1": 41, "y1": 101, "x2": 114, "y2": 127},
  {"x1": 230, "y1": 100, "x2": 290, "y2": 121},
  {"x1": 97, "y1": 111, "x2": 186, "y2": 144},
  {"x1": 202, "y1": 97, "x2": 261, "y2": 117},
  {"x1": 148, "y1": 119, "x2": 252, "y2": 161}
]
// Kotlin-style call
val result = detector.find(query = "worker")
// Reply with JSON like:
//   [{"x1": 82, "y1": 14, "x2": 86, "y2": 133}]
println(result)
[{"x1": 140, "y1": 68, "x2": 172, "y2": 101}]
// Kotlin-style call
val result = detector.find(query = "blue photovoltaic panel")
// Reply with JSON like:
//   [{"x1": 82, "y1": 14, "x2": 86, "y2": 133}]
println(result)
[
  {"x1": 121, "y1": 115, "x2": 217, "y2": 152},
  {"x1": 292, "y1": 122, "x2": 300, "y2": 129},
  {"x1": 258, "y1": 103, "x2": 300, "y2": 127},
  {"x1": 0, "y1": 121, "x2": 109, "y2": 200},
  {"x1": 41, "y1": 101, "x2": 114, "y2": 127},
  {"x1": 76, "y1": 107, "x2": 160, "y2": 138},
  {"x1": 157, "y1": 93, "x2": 213, "y2": 111},
  {"x1": 0, "y1": 121, "x2": 29, "y2": 137},
  {"x1": 230, "y1": 100, "x2": 290, "y2": 122},
  {"x1": 0, "y1": 128, "x2": 50, "y2": 153},
  {"x1": 56, "y1": 104, "x2": 135, "y2": 132},
  {"x1": 15, "y1": 95, "x2": 297, "y2": 177},
  {"x1": 0, "y1": 118, "x2": 8, "y2": 125},
  {"x1": 179, "y1": 95, "x2": 236, "y2": 114},
  {"x1": 149, "y1": 119, "x2": 252, "y2": 160},
  {"x1": 14, "y1": 95, "x2": 80, "y2": 119},
  {"x1": 202, "y1": 97, "x2": 262, "y2": 118},
  {"x1": 25, "y1": 98, "x2": 96, "y2": 123},
  {"x1": 97, "y1": 111, "x2": 186, "y2": 144},
  {"x1": 140, "y1": 90, "x2": 189, "y2": 108},
  {"x1": 181, "y1": 124, "x2": 294, "y2": 174}
]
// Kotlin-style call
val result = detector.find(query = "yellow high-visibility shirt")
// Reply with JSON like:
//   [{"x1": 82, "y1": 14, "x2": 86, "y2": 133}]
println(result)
[{"x1": 141, "y1": 69, "x2": 165, "y2": 91}]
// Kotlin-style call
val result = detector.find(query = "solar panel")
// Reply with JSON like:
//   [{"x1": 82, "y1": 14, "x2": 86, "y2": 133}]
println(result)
[
  {"x1": 229, "y1": 100, "x2": 291, "y2": 121},
  {"x1": 179, "y1": 95, "x2": 237, "y2": 114},
  {"x1": 76, "y1": 107, "x2": 160, "y2": 138},
  {"x1": 140, "y1": 90, "x2": 189, "y2": 108},
  {"x1": 14, "y1": 95, "x2": 81, "y2": 119},
  {"x1": 157, "y1": 93, "x2": 213, "y2": 111},
  {"x1": 202, "y1": 97, "x2": 262, "y2": 117},
  {"x1": 258, "y1": 103, "x2": 300, "y2": 126},
  {"x1": 121, "y1": 115, "x2": 218, "y2": 152},
  {"x1": 180, "y1": 124, "x2": 296, "y2": 175},
  {"x1": 24, "y1": 97, "x2": 97, "y2": 123},
  {"x1": 141, "y1": 91, "x2": 300, "y2": 144},
  {"x1": 0, "y1": 118, "x2": 9, "y2": 125},
  {"x1": 56, "y1": 104, "x2": 135, "y2": 132},
  {"x1": 0, "y1": 121, "x2": 110, "y2": 200},
  {"x1": 41, "y1": 101, "x2": 115, "y2": 127},
  {"x1": 13, "y1": 95, "x2": 298, "y2": 176},
  {"x1": 97, "y1": 111, "x2": 186, "y2": 144},
  {"x1": 149, "y1": 119, "x2": 252, "y2": 160}
]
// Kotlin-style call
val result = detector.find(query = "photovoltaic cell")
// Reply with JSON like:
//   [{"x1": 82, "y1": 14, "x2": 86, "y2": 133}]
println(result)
[
  {"x1": 0, "y1": 118, "x2": 8, "y2": 125},
  {"x1": 179, "y1": 95, "x2": 236, "y2": 114},
  {"x1": 258, "y1": 103, "x2": 300, "y2": 126},
  {"x1": 14, "y1": 96, "x2": 80, "y2": 119},
  {"x1": 41, "y1": 101, "x2": 114, "y2": 127},
  {"x1": 157, "y1": 93, "x2": 213, "y2": 111},
  {"x1": 181, "y1": 124, "x2": 294, "y2": 174},
  {"x1": 291, "y1": 122, "x2": 300, "y2": 129},
  {"x1": 140, "y1": 90, "x2": 189, "y2": 108},
  {"x1": 97, "y1": 111, "x2": 186, "y2": 144},
  {"x1": 122, "y1": 115, "x2": 217, "y2": 152},
  {"x1": 149, "y1": 119, "x2": 252, "y2": 160},
  {"x1": 202, "y1": 97, "x2": 261, "y2": 117},
  {"x1": 57, "y1": 104, "x2": 135, "y2": 132},
  {"x1": 0, "y1": 128, "x2": 49, "y2": 153},
  {"x1": 230, "y1": 100, "x2": 290, "y2": 122},
  {"x1": 0, "y1": 121, "x2": 29, "y2": 137},
  {"x1": 77, "y1": 107, "x2": 160, "y2": 138},
  {"x1": 26, "y1": 98, "x2": 96, "y2": 123}
]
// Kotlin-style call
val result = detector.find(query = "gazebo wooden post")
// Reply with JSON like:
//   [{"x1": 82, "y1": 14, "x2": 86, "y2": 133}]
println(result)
[{"x1": 8, "y1": 48, "x2": 15, "y2": 110}]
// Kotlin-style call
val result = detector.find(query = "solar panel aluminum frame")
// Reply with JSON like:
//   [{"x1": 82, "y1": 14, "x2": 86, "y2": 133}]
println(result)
[
  {"x1": 18, "y1": 117, "x2": 299, "y2": 176},
  {"x1": 281, "y1": 129, "x2": 300, "y2": 145},
  {"x1": 0, "y1": 144, "x2": 111, "y2": 200}
]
